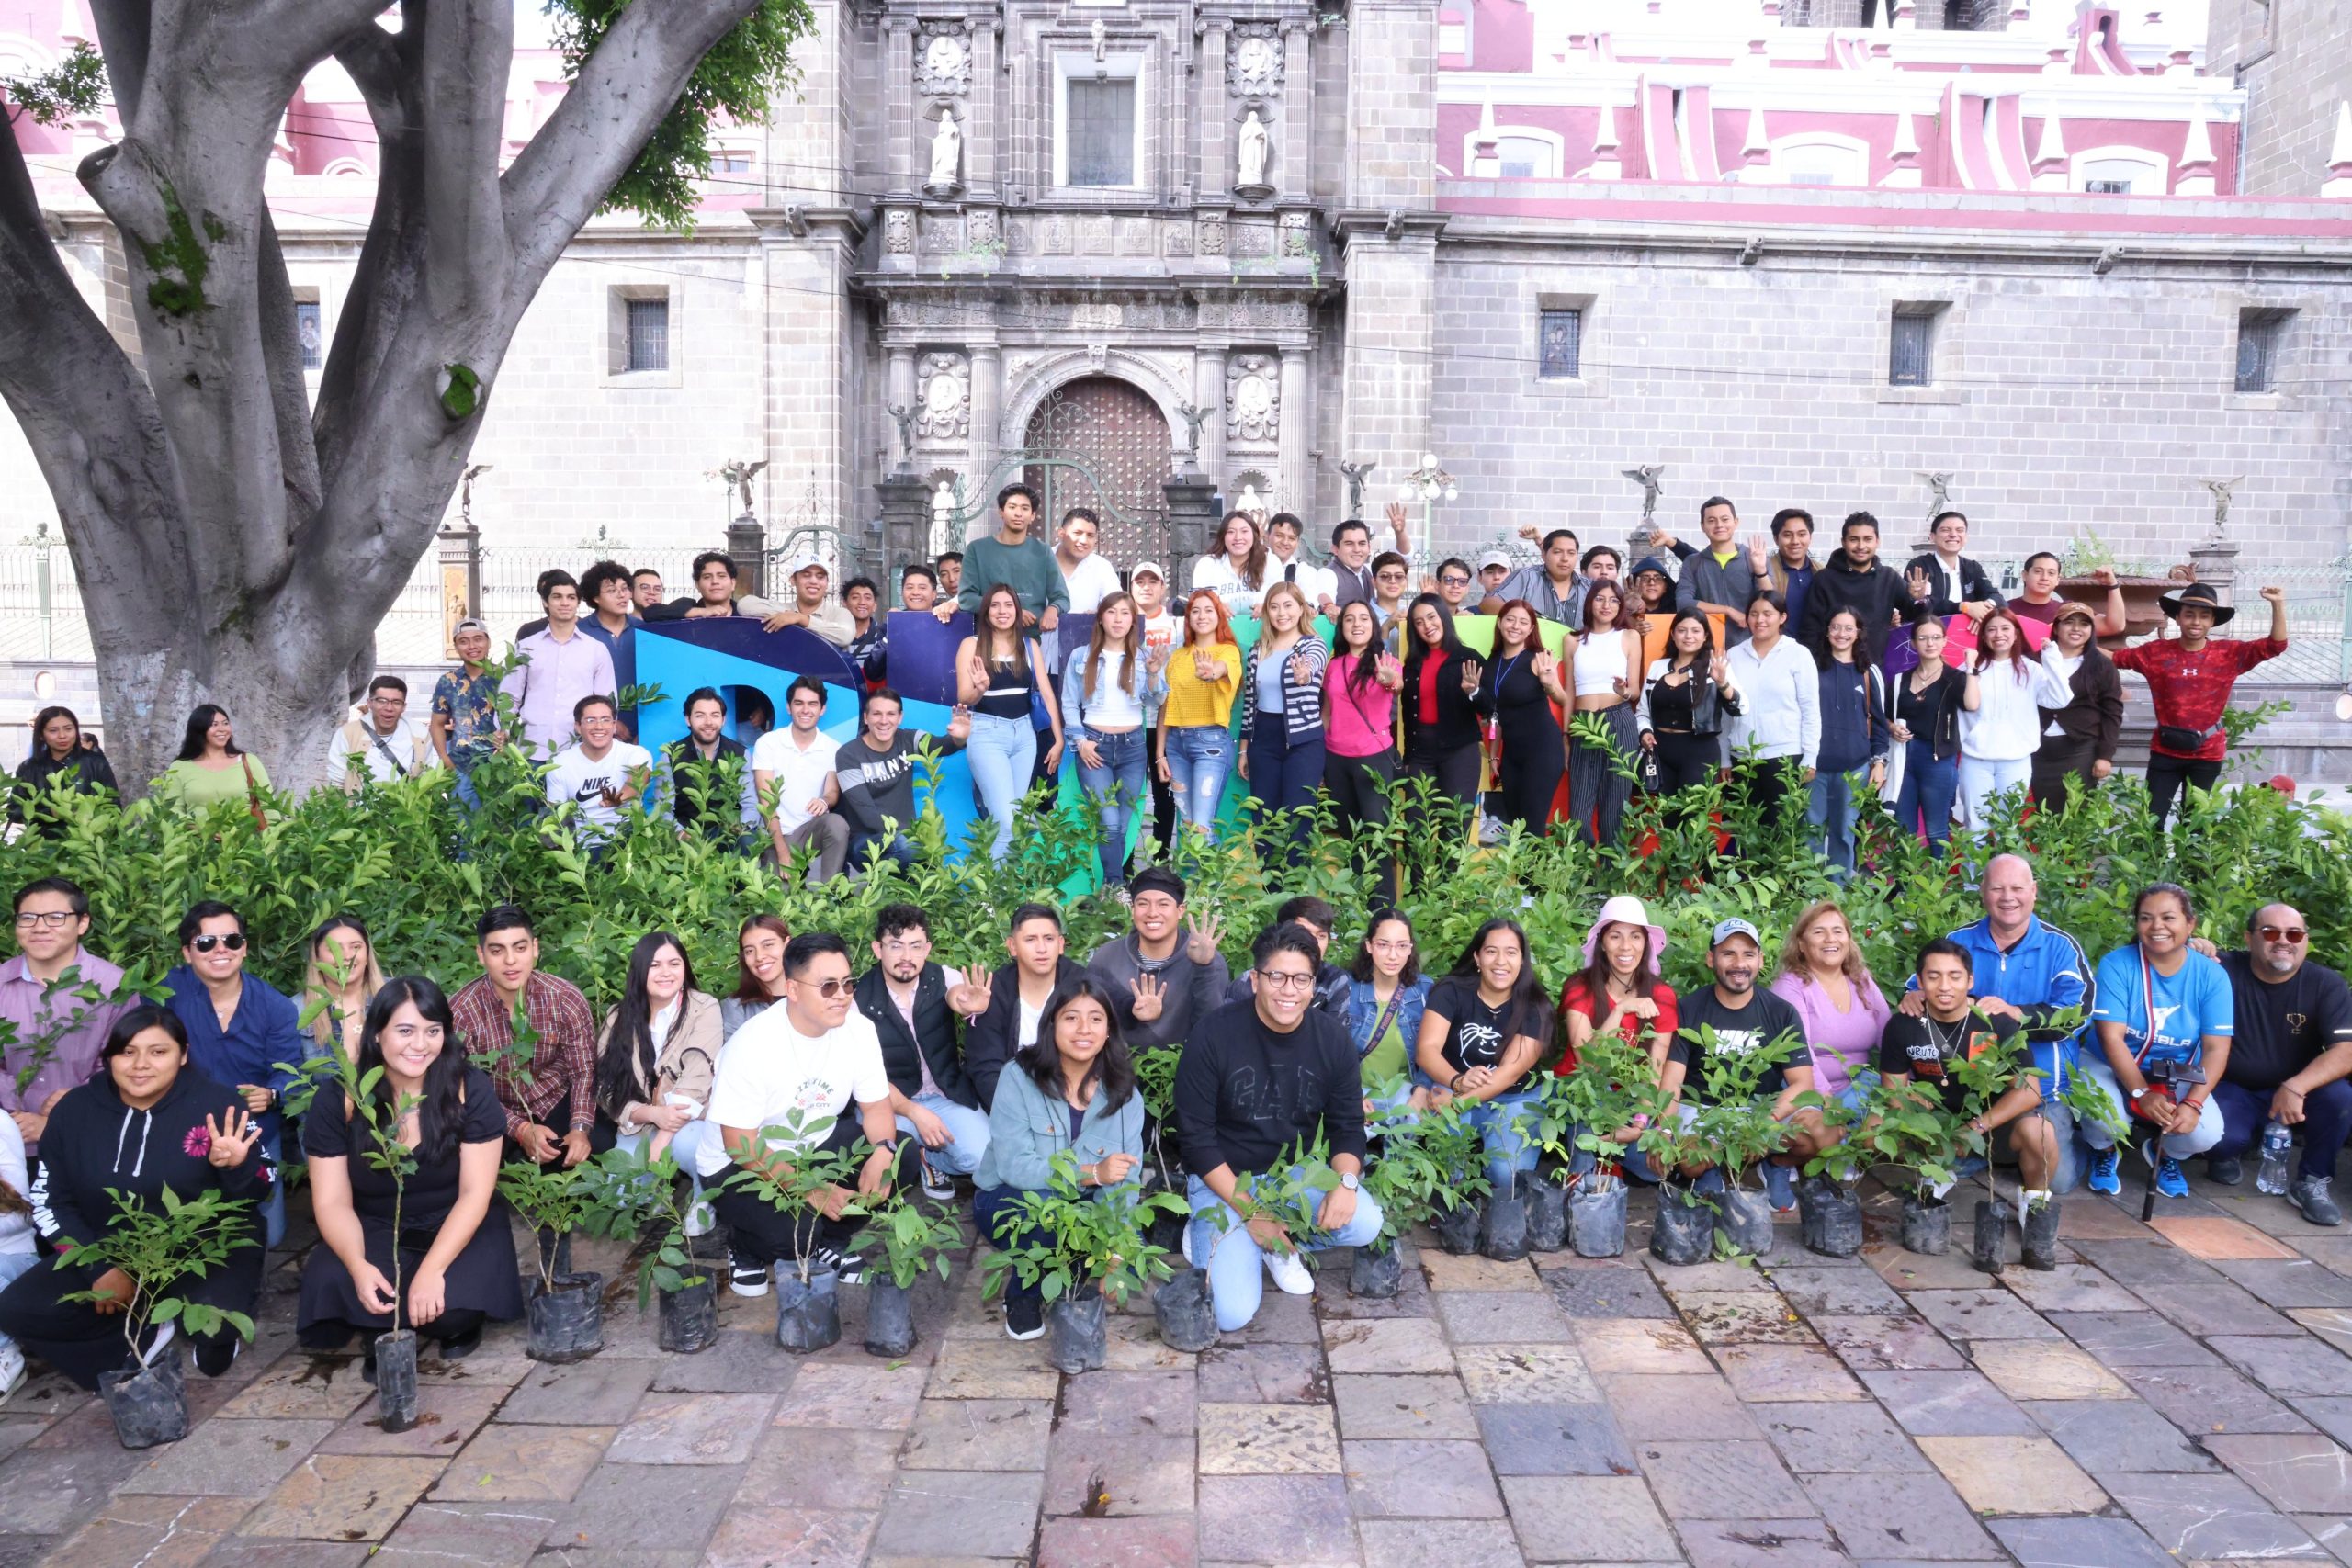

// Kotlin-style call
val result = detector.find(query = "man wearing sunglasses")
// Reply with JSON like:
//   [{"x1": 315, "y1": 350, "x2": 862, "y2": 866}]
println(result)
[
  {"x1": 2199, "y1": 905, "x2": 2351, "y2": 1225},
  {"x1": 703, "y1": 931, "x2": 910, "y2": 1294},
  {"x1": 1, "y1": 877, "x2": 128, "y2": 1157},
  {"x1": 164, "y1": 900, "x2": 305, "y2": 1246}
]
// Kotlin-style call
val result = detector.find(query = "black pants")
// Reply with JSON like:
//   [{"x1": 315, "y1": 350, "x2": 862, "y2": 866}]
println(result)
[
  {"x1": 1566, "y1": 705, "x2": 1637, "y2": 845},
  {"x1": 1131, "y1": 724, "x2": 1178, "y2": 870},
  {"x1": 711, "y1": 1112, "x2": 916, "y2": 1265},
  {"x1": 1325, "y1": 750, "x2": 1400, "y2": 903},
  {"x1": 1497, "y1": 720, "x2": 1567, "y2": 837},
  {"x1": 0, "y1": 1247, "x2": 263, "y2": 1391},
  {"x1": 1730, "y1": 755, "x2": 1804, "y2": 856},
  {"x1": 1651, "y1": 730, "x2": 1720, "y2": 795},
  {"x1": 2030, "y1": 739, "x2": 2098, "y2": 811},
  {"x1": 299, "y1": 1308, "x2": 487, "y2": 1354},
  {"x1": 2146, "y1": 752, "x2": 2222, "y2": 828}
]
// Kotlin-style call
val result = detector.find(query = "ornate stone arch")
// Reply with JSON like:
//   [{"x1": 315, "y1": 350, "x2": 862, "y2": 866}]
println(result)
[{"x1": 999, "y1": 348, "x2": 1190, "y2": 451}]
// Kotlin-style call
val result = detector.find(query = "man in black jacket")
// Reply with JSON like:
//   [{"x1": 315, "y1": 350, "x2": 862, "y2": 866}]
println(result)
[
  {"x1": 1799, "y1": 511, "x2": 1914, "y2": 669},
  {"x1": 664, "y1": 687, "x2": 758, "y2": 850},
  {"x1": 855, "y1": 904, "x2": 989, "y2": 1200},
  {"x1": 951, "y1": 903, "x2": 1087, "y2": 1111},
  {"x1": 1176, "y1": 925, "x2": 1378, "y2": 1332},
  {"x1": 1904, "y1": 511, "x2": 2006, "y2": 624}
]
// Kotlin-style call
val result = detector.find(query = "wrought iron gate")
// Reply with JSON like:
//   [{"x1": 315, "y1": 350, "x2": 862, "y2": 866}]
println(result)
[{"x1": 1020, "y1": 377, "x2": 1172, "y2": 565}]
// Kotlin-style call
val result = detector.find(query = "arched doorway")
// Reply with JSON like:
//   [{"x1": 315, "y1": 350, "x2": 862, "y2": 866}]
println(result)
[{"x1": 1021, "y1": 377, "x2": 1171, "y2": 566}]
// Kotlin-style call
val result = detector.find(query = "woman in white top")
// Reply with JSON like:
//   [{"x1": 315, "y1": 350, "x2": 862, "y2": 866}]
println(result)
[
  {"x1": 1566, "y1": 581, "x2": 1646, "y2": 845},
  {"x1": 1191, "y1": 512, "x2": 1268, "y2": 620},
  {"x1": 1061, "y1": 592, "x2": 1167, "y2": 888},
  {"x1": 1956, "y1": 606, "x2": 2072, "y2": 831},
  {"x1": 1129, "y1": 563, "x2": 1181, "y2": 868},
  {"x1": 0, "y1": 1113, "x2": 34, "y2": 1399},
  {"x1": 1724, "y1": 587, "x2": 1821, "y2": 828}
]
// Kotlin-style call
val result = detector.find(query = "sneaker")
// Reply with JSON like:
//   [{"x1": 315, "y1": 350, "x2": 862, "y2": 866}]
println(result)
[
  {"x1": 2206, "y1": 1155, "x2": 2245, "y2": 1187},
  {"x1": 1004, "y1": 1294, "x2": 1046, "y2": 1341},
  {"x1": 141, "y1": 1319, "x2": 176, "y2": 1366},
  {"x1": 1181, "y1": 1216, "x2": 1198, "y2": 1269},
  {"x1": 1760, "y1": 1160, "x2": 1797, "y2": 1214},
  {"x1": 920, "y1": 1162, "x2": 956, "y2": 1203},
  {"x1": 1261, "y1": 1245, "x2": 1314, "y2": 1296},
  {"x1": 2154, "y1": 1154, "x2": 2189, "y2": 1200},
  {"x1": 2086, "y1": 1147, "x2": 2122, "y2": 1195},
  {"x1": 2289, "y1": 1175, "x2": 2343, "y2": 1227},
  {"x1": 809, "y1": 1247, "x2": 866, "y2": 1285},
  {"x1": 729, "y1": 1255, "x2": 773, "y2": 1297},
  {"x1": 194, "y1": 1334, "x2": 240, "y2": 1378},
  {"x1": 0, "y1": 1343, "x2": 25, "y2": 1407},
  {"x1": 683, "y1": 1198, "x2": 715, "y2": 1239}
]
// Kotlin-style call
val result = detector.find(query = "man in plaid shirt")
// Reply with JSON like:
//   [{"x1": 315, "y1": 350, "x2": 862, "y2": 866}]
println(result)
[{"x1": 449, "y1": 905, "x2": 597, "y2": 1169}]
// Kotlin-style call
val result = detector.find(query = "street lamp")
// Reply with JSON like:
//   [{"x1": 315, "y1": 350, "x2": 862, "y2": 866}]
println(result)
[{"x1": 1397, "y1": 454, "x2": 1458, "y2": 564}]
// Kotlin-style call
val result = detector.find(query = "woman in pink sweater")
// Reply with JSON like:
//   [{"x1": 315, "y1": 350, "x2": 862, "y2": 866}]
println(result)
[{"x1": 1770, "y1": 900, "x2": 1890, "y2": 1108}]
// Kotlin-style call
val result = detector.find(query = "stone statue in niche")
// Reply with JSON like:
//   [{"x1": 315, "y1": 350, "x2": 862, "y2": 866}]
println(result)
[
  {"x1": 916, "y1": 29, "x2": 970, "y2": 97},
  {"x1": 1226, "y1": 355, "x2": 1279, "y2": 443},
  {"x1": 1236, "y1": 110, "x2": 1272, "y2": 196},
  {"x1": 916, "y1": 353, "x2": 970, "y2": 439},
  {"x1": 927, "y1": 110, "x2": 963, "y2": 194}
]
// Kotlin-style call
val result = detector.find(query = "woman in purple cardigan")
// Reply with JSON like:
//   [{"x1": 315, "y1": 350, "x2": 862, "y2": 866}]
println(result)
[{"x1": 1770, "y1": 900, "x2": 1891, "y2": 1112}]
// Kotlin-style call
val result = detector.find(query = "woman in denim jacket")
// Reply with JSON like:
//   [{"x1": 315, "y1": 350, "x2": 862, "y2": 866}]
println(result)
[{"x1": 1346, "y1": 909, "x2": 1431, "y2": 1113}]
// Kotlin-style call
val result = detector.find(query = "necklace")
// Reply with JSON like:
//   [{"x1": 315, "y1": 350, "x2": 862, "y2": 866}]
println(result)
[{"x1": 1925, "y1": 1011, "x2": 1970, "y2": 1061}]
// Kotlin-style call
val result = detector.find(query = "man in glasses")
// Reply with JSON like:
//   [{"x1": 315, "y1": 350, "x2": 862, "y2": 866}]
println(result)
[
  {"x1": 1899, "y1": 854, "x2": 2095, "y2": 1196},
  {"x1": 1432, "y1": 558, "x2": 1476, "y2": 615},
  {"x1": 164, "y1": 900, "x2": 305, "y2": 1245},
  {"x1": 1, "y1": 877, "x2": 128, "y2": 1157},
  {"x1": 2199, "y1": 904, "x2": 2351, "y2": 1225},
  {"x1": 1176, "y1": 922, "x2": 1377, "y2": 1332},
  {"x1": 704, "y1": 931, "x2": 910, "y2": 1294}
]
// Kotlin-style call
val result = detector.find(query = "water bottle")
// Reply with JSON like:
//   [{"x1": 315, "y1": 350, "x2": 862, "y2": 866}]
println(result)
[{"x1": 2256, "y1": 1120, "x2": 2293, "y2": 1196}]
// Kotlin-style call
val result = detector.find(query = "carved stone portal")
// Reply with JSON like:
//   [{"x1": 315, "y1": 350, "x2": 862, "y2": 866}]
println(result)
[
  {"x1": 1228, "y1": 25, "x2": 1283, "y2": 96},
  {"x1": 915, "y1": 28, "x2": 971, "y2": 97},
  {"x1": 1226, "y1": 355, "x2": 1279, "y2": 443},
  {"x1": 916, "y1": 353, "x2": 969, "y2": 439}
]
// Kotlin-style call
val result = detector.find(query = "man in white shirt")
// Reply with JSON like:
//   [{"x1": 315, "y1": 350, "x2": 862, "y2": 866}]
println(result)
[
  {"x1": 761, "y1": 555, "x2": 858, "y2": 648},
  {"x1": 542, "y1": 695, "x2": 651, "y2": 850},
  {"x1": 502, "y1": 570, "x2": 617, "y2": 757},
  {"x1": 751, "y1": 675, "x2": 850, "y2": 885},
  {"x1": 328, "y1": 676, "x2": 429, "y2": 792},
  {"x1": 1055, "y1": 508, "x2": 1125, "y2": 615},
  {"x1": 1263, "y1": 513, "x2": 1335, "y2": 614},
  {"x1": 700, "y1": 931, "x2": 908, "y2": 1292}
]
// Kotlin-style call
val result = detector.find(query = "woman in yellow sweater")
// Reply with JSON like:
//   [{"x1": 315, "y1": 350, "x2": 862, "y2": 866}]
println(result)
[{"x1": 1156, "y1": 590, "x2": 1241, "y2": 840}]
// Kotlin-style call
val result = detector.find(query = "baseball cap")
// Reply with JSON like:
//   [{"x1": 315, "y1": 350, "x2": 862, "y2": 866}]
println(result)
[
  {"x1": 784, "y1": 553, "x2": 827, "y2": 576},
  {"x1": 1131, "y1": 560, "x2": 1166, "y2": 581},
  {"x1": 451, "y1": 618, "x2": 490, "y2": 638},
  {"x1": 1710, "y1": 917, "x2": 1763, "y2": 949},
  {"x1": 1477, "y1": 548, "x2": 1512, "y2": 571}
]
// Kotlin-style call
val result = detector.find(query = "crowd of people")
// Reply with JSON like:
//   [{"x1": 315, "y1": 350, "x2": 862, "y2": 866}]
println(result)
[
  {"x1": 0, "y1": 840, "x2": 2344, "y2": 1387},
  {"x1": 11, "y1": 489, "x2": 2293, "y2": 889}
]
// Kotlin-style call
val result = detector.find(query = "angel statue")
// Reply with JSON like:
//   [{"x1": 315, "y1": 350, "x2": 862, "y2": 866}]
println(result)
[
  {"x1": 2199, "y1": 477, "x2": 2244, "y2": 533},
  {"x1": 718, "y1": 459, "x2": 770, "y2": 518}
]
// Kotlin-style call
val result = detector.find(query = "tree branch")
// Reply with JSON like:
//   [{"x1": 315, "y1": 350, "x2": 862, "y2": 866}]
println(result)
[
  {"x1": 85, "y1": 0, "x2": 154, "y2": 123},
  {"x1": 254, "y1": 210, "x2": 321, "y2": 514},
  {"x1": 418, "y1": 0, "x2": 514, "y2": 327},
  {"x1": 499, "y1": 0, "x2": 765, "y2": 291}
]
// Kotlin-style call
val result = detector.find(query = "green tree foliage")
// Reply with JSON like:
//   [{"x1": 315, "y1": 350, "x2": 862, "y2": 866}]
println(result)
[
  {"x1": 4, "y1": 41, "x2": 106, "y2": 127},
  {"x1": 547, "y1": 0, "x2": 813, "y2": 231}
]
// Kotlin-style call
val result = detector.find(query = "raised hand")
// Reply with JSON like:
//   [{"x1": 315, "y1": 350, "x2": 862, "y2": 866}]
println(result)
[
  {"x1": 1517, "y1": 524, "x2": 1541, "y2": 543},
  {"x1": 1747, "y1": 535, "x2": 1770, "y2": 574},
  {"x1": 1184, "y1": 910, "x2": 1224, "y2": 965},
  {"x1": 1906, "y1": 565, "x2": 1933, "y2": 604},
  {"x1": 2259, "y1": 584, "x2": 2287, "y2": 605},
  {"x1": 2090, "y1": 567, "x2": 2118, "y2": 587},
  {"x1": 206, "y1": 1106, "x2": 262, "y2": 1168},
  {"x1": 949, "y1": 967, "x2": 994, "y2": 1019},
  {"x1": 1707, "y1": 650, "x2": 1728, "y2": 684},
  {"x1": 1460, "y1": 658, "x2": 1484, "y2": 696},
  {"x1": 1129, "y1": 972, "x2": 1165, "y2": 1022},
  {"x1": 1376, "y1": 652, "x2": 1403, "y2": 691},
  {"x1": 946, "y1": 705, "x2": 972, "y2": 742}
]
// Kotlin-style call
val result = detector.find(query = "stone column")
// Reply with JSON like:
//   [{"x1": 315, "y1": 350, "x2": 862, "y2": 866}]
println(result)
[
  {"x1": 728, "y1": 515, "x2": 769, "y2": 597},
  {"x1": 2189, "y1": 533, "x2": 2241, "y2": 606},
  {"x1": 1192, "y1": 343, "x2": 1228, "y2": 485},
  {"x1": 1165, "y1": 475, "x2": 1221, "y2": 590},
  {"x1": 886, "y1": 19, "x2": 916, "y2": 197},
  {"x1": 1283, "y1": 22, "x2": 1313, "y2": 202},
  {"x1": 967, "y1": 341, "x2": 1004, "y2": 511},
  {"x1": 876, "y1": 474, "x2": 934, "y2": 592},
  {"x1": 1277, "y1": 344, "x2": 1310, "y2": 514},
  {"x1": 886, "y1": 346, "x2": 918, "y2": 471},
  {"x1": 969, "y1": 24, "x2": 998, "y2": 194}
]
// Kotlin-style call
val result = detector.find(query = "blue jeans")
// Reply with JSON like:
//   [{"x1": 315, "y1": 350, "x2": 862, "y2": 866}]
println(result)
[
  {"x1": 1163, "y1": 726, "x2": 1233, "y2": 840},
  {"x1": 1809, "y1": 770, "x2": 1859, "y2": 876},
  {"x1": 612, "y1": 1120, "x2": 725, "y2": 1213},
  {"x1": 1400, "y1": 1090, "x2": 1541, "y2": 1189},
  {"x1": 451, "y1": 759, "x2": 486, "y2": 813},
  {"x1": 0, "y1": 1249, "x2": 36, "y2": 1356},
  {"x1": 1894, "y1": 740, "x2": 1959, "y2": 857},
  {"x1": 1077, "y1": 728, "x2": 1149, "y2": 886},
  {"x1": 966, "y1": 712, "x2": 1037, "y2": 863},
  {"x1": 896, "y1": 1091, "x2": 992, "y2": 1178},
  {"x1": 1187, "y1": 1170, "x2": 1384, "y2": 1333},
  {"x1": 2207, "y1": 1077, "x2": 2352, "y2": 1184},
  {"x1": 849, "y1": 830, "x2": 919, "y2": 872},
  {"x1": 1247, "y1": 716, "x2": 1325, "y2": 870}
]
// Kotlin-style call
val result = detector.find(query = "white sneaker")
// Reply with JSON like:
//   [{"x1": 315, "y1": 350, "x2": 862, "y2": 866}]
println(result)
[
  {"x1": 141, "y1": 1319, "x2": 176, "y2": 1366},
  {"x1": 1181, "y1": 1216, "x2": 1198, "y2": 1268},
  {"x1": 1261, "y1": 1246, "x2": 1313, "y2": 1296},
  {"x1": 684, "y1": 1199, "x2": 714, "y2": 1239},
  {"x1": 0, "y1": 1343, "x2": 24, "y2": 1406}
]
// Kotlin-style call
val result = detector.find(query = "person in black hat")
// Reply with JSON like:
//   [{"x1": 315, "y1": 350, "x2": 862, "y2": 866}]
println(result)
[{"x1": 2110, "y1": 581, "x2": 2288, "y2": 827}]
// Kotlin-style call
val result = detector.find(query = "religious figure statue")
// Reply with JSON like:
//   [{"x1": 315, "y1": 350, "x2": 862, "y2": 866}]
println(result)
[
  {"x1": 888, "y1": 406, "x2": 917, "y2": 462},
  {"x1": 1914, "y1": 470, "x2": 1956, "y2": 523},
  {"x1": 1174, "y1": 401, "x2": 1212, "y2": 458},
  {"x1": 2199, "y1": 477, "x2": 2244, "y2": 532},
  {"x1": 932, "y1": 480, "x2": 958, "y2": 540},
  {"x1": 1236, "y1": 481, "x2": 1267, "y2": 520},
  {"x1": 719, "y1": 459, "x2": 769, "y2": 517},
  {"x1": 1340, "y1": 460, "x2": 1377, "y2": 516},
  {"x1": 1237, "y1": 110, "x2": 1270, "y2": 189},
  {"x1": 1620, "y1": 464, "x2": 1666, "y2": 522},
  {"x1": 929, "y1": 110, "x2": 963, "y2": 189}
]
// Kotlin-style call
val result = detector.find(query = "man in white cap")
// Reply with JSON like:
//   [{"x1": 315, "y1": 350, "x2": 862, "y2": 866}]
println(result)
[
  {"x1": 1476, "y1": 548, "x2": 1513, "y2": 601},
  {"x1": 760, "y1": 555, "x2": 856, "y2": 648}
]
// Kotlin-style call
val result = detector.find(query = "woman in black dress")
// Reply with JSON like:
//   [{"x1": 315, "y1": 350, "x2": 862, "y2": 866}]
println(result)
[
  {"x1": 1398, "y1": 593, "x2": 1484, "y2": 812},
  {"x1": 0, "y1": 1006, "x2": 269, "y2": 1387},
  {"x1": 298, "y1": 976, "x2": 521, "y2": 1371},
  {"x1": 1473, "y1": 598, "x2": 1571, "y2": 834}
]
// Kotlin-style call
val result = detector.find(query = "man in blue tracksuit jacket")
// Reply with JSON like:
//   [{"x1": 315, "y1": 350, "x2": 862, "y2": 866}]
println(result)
[{"x1": 1903, "y1": 854, "x2": 2095, "y2": 1192}]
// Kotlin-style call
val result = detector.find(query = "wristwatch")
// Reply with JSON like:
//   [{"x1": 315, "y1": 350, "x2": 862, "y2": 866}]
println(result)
[
  {"x1": 1340, "y1": 1172, "x2": 1360, "y2": 1191},
  {"x1": 2127, "y1": 1086, "x2": 2147, "y2": 1101}
]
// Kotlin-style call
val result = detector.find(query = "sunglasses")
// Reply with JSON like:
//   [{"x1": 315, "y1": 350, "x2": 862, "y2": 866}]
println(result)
[
  {"x1": 795, "y1": 976, "x2": 853, "y2": 998},
  {"x1": 190, "y1": 932, "x2": 247, "y2": 953},
  {"x1": 2256, "y1": 925, "x2": 2308, "y2": 944}
]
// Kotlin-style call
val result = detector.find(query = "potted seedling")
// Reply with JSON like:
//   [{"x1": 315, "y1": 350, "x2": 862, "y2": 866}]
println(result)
[
  {"x1": 498, "y1": 1159, "x2": 604, "y2": 1362},
  {"x1": 1521, "y1": 1075, "x2": 1583, "y2": 1253},
  {"x1": 1133, "y1": 1045, "x2": 1189, "y2": 1258},
  {"x1": 574, "y1": 1145, "x2": 721, "y2": 1355},
  {"x1": 57, "y1": 1186, "x2": 258, "y2": 1448},
  {"x1": 981, "y1": 1151, "x2": 1187, "y2": 1371},
  {"x1": 1835, "y1": 1077, "x2": 1964, "y2": 1256},
  {"x1": 1634, "y1": 1105, "x2": 1716, "y2": 1267},
  {"x1": 856, "y1": 1185, "x2": 964, "y2": 1358},
  {"x1": 1690, "y1": 1043, "x2": 1796, "y2": 1259},
  {"x1": 1419, "y1": 1100, "x2": 1495, "y2": 1258},
  {"x1": 1352, "y1": 1105, "x2": 1452, "y2": 1297},
  {"x1": 730, "y1": 1109, "x2": 873, "y2": 1352},
  {"x1": 1548, "y1": 1035, "x2": 1663, "y2": 1258},
  {"x1": 1935, "y1": 1031, "x2": 2046, "y2": 1275}
]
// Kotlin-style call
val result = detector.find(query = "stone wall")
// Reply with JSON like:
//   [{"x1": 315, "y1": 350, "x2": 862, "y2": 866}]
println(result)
[
  {"x1": 1425, "y1": 226, "x2": 2350, "y2": 568},
  {"x1": 2210, "y1": 0, "x2": 2352, "y2": 197}
]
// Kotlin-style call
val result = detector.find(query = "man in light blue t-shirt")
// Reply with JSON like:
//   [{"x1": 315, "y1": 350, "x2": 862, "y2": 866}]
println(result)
[{"x1": 2080, "y1": 884, "x2": 2233, "y2": 1198}]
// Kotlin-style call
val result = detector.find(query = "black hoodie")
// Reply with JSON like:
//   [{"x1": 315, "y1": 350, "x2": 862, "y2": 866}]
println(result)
[
  {"x1": 29, "y1": 1066, "x2": 271, "y2": 1287},
  {"x1": 1798, "y1": 551, "x2": 1913, "y2": 670}
]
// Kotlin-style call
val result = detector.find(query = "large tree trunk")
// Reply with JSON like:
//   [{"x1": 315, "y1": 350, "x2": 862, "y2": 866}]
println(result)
[{"x1": 0, "y1": 0, "x2": 773, "y2": 793}]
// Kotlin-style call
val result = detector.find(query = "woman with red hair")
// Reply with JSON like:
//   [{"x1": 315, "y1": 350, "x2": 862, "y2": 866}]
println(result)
[{"x1": 1156, "y1": 590, "x2": 1242, "y2": 840}]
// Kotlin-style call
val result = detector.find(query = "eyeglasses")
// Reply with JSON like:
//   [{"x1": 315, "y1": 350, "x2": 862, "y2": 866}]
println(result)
[
  {"x1": 795, "y1": 976, "x2": 853, "y2": 998},
  {"x1": 1439, "y1": 575, "x2": 1471, "y2": 588},
  {"x1": 2256, "y1": 925, "x2": 2308, "y2": 944},
  {"x1": 1254, "y1": 968, "x2": 1317, "y2": 992},
  {"x1": 190, "y1": 932, "x2": 247, "y2": 953},
  {"x1": 13, "y1": 910, "x2": 76, "y2": 930}
]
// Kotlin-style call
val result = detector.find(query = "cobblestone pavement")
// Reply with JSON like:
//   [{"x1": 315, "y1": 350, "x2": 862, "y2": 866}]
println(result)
[{"x1": 4, "y1": 1168, "x2": 2350, "y2": 1567}]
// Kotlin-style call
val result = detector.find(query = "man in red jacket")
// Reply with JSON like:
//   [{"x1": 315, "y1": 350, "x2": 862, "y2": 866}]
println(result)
[{"x1": 2111, "y1": 582, "x2": 2287, "y2": 827}]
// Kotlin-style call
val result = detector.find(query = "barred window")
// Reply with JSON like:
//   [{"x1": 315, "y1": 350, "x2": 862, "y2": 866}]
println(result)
[
  {"x1": 1538, "y1": 309, "x2": 1583, "y2": 378},
  {"x1": 626, "y1": 299, "x2": 670, "y2": 373},
  {"x1": 295, "y1": 301, "x2": 322, "y2": 370},
  {"x1": 1889, "y1": 309, "x2": 1938, "y2": 387},
  {"x1": 2235, "y1": 310, "x2": 2288, "y2": 394},
  {"x1": 1067, "y1": 79, "x2": 1136, "y2": 187}
]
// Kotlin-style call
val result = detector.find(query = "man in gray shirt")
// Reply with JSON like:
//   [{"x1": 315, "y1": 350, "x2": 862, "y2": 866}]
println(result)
[
  {"x1": 1481, "y1": 527, "x2": 1588, "y2": 628},
  {"x1": 1086, "y1": 866, "x2": 1232, "y2": 1052},
  {"x1": 1654, "y1": 496, "x2": 1758, "y2": 647}
]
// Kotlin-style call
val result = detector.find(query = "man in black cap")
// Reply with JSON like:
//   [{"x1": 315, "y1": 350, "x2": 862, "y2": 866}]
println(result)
[{"x1": 2110, "y1": 582, "x2": 2288, "y2": 827}]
